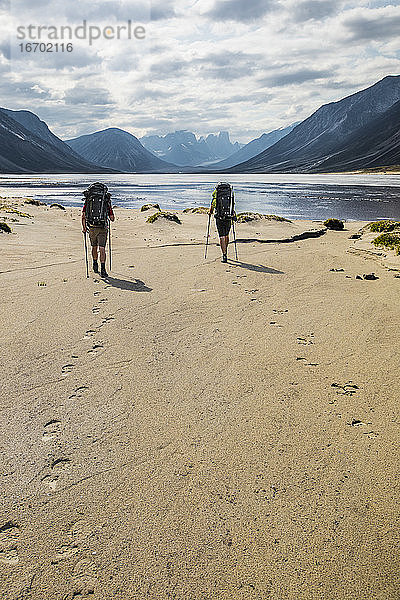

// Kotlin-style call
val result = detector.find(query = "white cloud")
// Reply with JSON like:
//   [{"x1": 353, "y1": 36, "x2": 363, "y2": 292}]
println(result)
[{"x1": 0, "y1": 0, "x2": 399, "y2": 142}]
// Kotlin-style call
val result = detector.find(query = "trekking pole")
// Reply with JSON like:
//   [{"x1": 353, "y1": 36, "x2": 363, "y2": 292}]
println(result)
[
  {"x1": 204, "y1": 213, "x2": 211, "y2": 259},
  {"x1": 108, "y1": 219, "x2": 112, "y2": 272},
  {"x1": 83, "y1": 231, "x2": 89, "y2": 278},
  {"x1": 232, "y1": 219, "x2": 239, "y2": 261}
]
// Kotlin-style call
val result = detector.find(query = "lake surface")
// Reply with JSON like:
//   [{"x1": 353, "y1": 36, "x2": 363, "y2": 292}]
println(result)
[{"x1": 1, "y1": 173, "x2": 400, "y2": 221}]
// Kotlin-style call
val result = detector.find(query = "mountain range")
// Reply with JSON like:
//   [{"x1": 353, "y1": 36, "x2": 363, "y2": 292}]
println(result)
[
  {"x1": 140, "y1": 130, "x2": 242, "y2": 166},
  {"x1": 67, "y1": 128, "x2": 175, "y2": 173},
  {"x1": 228, "y1": 75, "x2": 400, "y2": 173},
  {"x1": 0, "y1": 108, "x2": 111, "y2": 173},
  {"x1": 0, "y1": 75, "x2": 399, "y2": 174},
  {"x1": 211, "y1": 124, "x2": 299, "y2": 170}
]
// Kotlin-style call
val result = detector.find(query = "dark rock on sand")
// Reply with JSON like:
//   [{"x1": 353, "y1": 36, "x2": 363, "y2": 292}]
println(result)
[{"x1": 25, "y1": 199, "x2": 46, "y2": 206}]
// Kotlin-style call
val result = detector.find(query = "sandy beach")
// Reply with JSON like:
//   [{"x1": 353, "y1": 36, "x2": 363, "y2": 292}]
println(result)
[{"x1": 0, "y1": 199, "x2": 399, "y2": 599}]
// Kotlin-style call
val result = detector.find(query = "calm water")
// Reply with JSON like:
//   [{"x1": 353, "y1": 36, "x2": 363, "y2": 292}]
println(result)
[{"x1": 1, "y1": 173, "x2": 400, "y2": 221}]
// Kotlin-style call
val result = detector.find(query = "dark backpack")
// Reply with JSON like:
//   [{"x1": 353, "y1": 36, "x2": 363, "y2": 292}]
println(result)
[
  {"x1": 215, "y1": 183, "x2": 234, "y2": 220},
  {"x1": 84, "y1": 183, "x2": 109, "y2": 228}
]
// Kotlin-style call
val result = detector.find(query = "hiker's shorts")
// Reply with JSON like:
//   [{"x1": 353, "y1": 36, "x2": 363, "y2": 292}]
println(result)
[
  {"x1": 89, "y1": 226, "x2": 107, "y2": 248},
  {"x1": 215, "y1": 218, "x2": 231, "y2": 238}
]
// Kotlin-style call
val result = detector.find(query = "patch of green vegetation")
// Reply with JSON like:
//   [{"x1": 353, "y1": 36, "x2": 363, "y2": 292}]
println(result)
[
  {"x1": 0, "y1": 205, "x2": 32, "y2": 218},
  {"x1": 147, "y1": 211, "x2": 181, "y2": 224},
  {"x1": 367, "y1": 220, "x2": 400, "y2": 233},
  {"x1": 141, "y1": 203, "x2": 161, "y2": 212},
  {"x1": 183, "y1": 207, "x2": 209, "y2": 214},
  {"x1": 373, "y1": 232, "x2": 400, "y2": 255},
  {"x1": 0, "y1": 222, "x2": 12, "y2": 233},
  {"x1": 236, "y1": 212, "x2": 291, "y2": 223},
  {"x1": 324, "y1": 218, "x2": 344, "y2": 230}
]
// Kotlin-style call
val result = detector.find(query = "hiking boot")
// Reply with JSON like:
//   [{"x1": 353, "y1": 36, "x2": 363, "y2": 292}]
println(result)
[
  {"x1": 93, "y1": 259, "x2": 99, "y2": 273},
  {"x1": 100, "y1": 263, "x2": 108, "y2": 278},
  {"x1": 222, "y1": 254, "x2": 227, "y2": 263}
]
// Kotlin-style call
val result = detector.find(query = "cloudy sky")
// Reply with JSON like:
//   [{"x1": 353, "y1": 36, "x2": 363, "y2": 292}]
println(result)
[{"x1": 0, "y1": 0, "x2": 399, "y2": 142}]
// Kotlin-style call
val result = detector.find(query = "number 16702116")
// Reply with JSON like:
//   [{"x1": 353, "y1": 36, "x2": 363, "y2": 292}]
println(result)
[{"x1": 19, "y1": 42, "x2": 73, "y2": 52}]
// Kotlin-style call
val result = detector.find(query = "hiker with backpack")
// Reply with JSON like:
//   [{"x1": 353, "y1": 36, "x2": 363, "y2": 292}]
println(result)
[
  {"x1": 82, "y1": 183, "x2": 115, "y2": 278},
  {"x1": 208, "y1": 182, "x2": 237, "y2": 263}
]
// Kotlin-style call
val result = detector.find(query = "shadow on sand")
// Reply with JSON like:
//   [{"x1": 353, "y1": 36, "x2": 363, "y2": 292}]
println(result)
[
  {"x1": 105, "y1": 275, "x2": 152, "y2": 292},
  {"x1": 229, "y1": 260, "x2": 284, "y2": 274}
]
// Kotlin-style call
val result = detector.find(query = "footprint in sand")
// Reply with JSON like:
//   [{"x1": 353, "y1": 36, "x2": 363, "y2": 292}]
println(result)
[
  {"x1": 42, "y1": 419, "x2": 62, "y2": 441},
  {"x1": 92, "y1": 307, "x2": 100, "y2": 314},
  {"x1": 53, "y1": 543, "x2": 79, "y2": 562},
  {"x1": 296, "y1": 357, "x2": 319, "y2": 367},
  {"x1": 53, "y1": 520, "x2": 94, "y2": 566},
  {"x1": 71, "y1": 558, "x2": 98, "y2": 597},
  {"x1": 93, "y1": 291, "x2": 100, "y2": 297},
  {"x1": 273, "y1": 309, "x2": 288, "y2": 314},
  {"x1": 364, "y1": 431, "x2": 379, "y2": 439},
  {"x1": 62, "y1": 364, "x2": 75, "y2": 376},
  {"x1": 69, "y1": 386, "x2": 89, "y2": 400},
  {"x1": 270, "y1": 321, "x2": 283, "y2": 328},
  {"x1": 88, "y1": 344, "x2": 104, "y2": 355},
  {"x1": 0, "y1": 522, "x2": 20, "y2": 565},
  {"x1": 98, "y1": 298, "x2": 108, "y2": 303},
  {"x1": 99, "y1": 316, "x2": 115, "y2": 327},
  {"x1": 41, "y1": 458, "x2": 72, "y2": 491},
  {"x1": 68, "y1": 520, "x2": 93, "y2": 545},
  {"x1": 332, "y1": 382, "x2": 359, "y2": 396},
  {"x1": 347, "y1": 418, "x2": 371, "y2": 428},
  {"x1": 347, "y1": 419, "x2": 377, "y2": 438},
  {"x1": 84, "y1": 330, "x2": 97, "y2": 340},
  {"x1": 297, "y1": 334, "x2": 314, "y2": 345}
]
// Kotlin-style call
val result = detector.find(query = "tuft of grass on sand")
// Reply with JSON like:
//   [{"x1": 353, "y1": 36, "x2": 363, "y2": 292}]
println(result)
[
  {"x1": 147, "y1": 211, "x2": 182, "y2": 224},
  {"x1": 367, "y1": 220, "x2": 400, "y2": 233},
  {"x1": 373, "y1": 232, "x2": 400, "y2": 255},
  {"x1": 50, "y1": 203, "x2": 66, "y2": 210},
  {"x1": 183, "y1": 207, "x2": 209, "y2": 214},
  {"x1": 324, "y1": 218, "x2": 344, "y2": 230},
  {"x1": 0, "y1": 205, "x2": 32, "y2": 218},
  {"x1": 0, "y1": 222, "x2": 12, "y2": 233},
  {"x1": 141, "y1": 203, "x2": 161, "y2": 212},
  {"x1": 236, "y1": 212, "x2": 291, "y2": 223}
]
